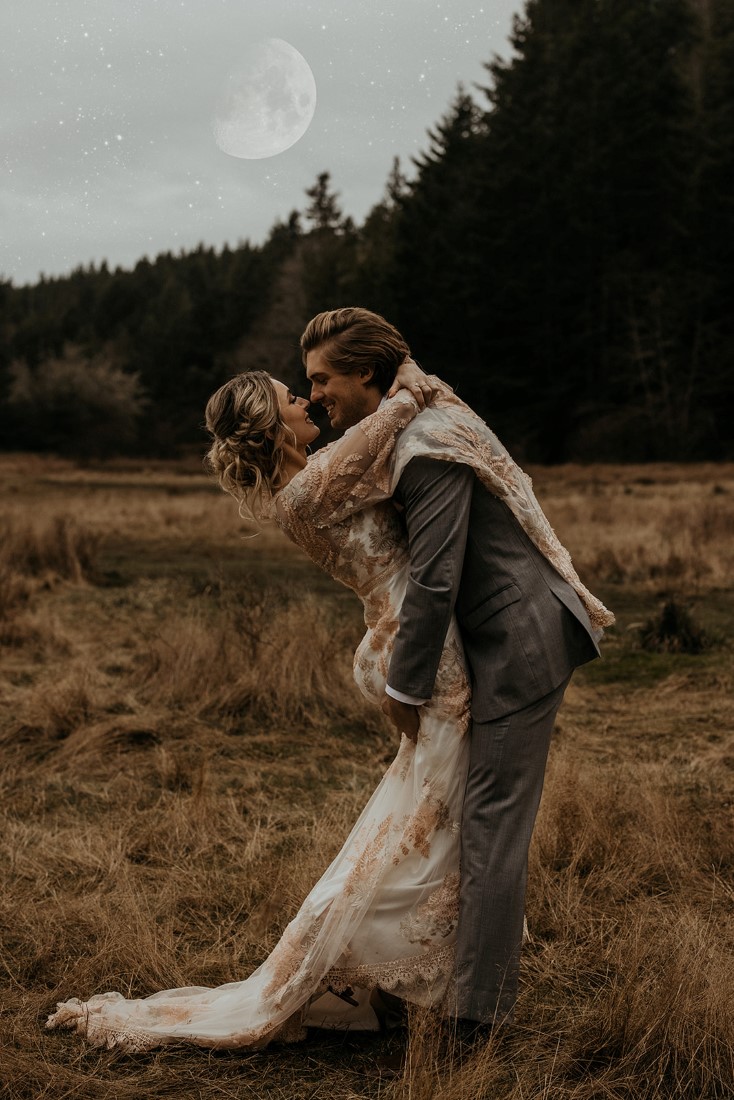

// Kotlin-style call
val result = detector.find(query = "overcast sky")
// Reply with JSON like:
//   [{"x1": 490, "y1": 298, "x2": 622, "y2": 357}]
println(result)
[{"x1": 1, "y1": 0, "x2": 520, "y2": 286}]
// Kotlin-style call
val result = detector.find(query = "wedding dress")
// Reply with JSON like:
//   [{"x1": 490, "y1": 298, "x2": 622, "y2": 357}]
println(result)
[{"x1": 47, "y1": 382, "x2": 613, "y2": 1051}]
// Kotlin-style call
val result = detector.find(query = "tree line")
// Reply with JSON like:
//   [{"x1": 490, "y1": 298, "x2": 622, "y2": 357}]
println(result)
[{"x1": 1, "y1": 0, "x2": 732, "y2": 462}]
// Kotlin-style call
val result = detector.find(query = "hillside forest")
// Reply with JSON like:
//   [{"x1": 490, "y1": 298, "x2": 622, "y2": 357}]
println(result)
[{"x1": 1, "y1": 0, "x2": 732, "y2": 463}]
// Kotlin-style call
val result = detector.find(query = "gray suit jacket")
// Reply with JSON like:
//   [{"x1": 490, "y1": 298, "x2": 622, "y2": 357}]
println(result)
[{"x1": 388, "y1": 457, "x2": 599, "y2": 722}]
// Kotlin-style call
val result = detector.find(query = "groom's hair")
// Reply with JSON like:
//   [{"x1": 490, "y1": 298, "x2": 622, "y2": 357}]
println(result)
[{"x1": 300, "y1": 307, "x2": 410, "y2": 394}]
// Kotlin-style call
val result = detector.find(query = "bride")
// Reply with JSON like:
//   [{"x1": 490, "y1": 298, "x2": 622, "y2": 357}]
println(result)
[
  {"x1": 48, "y1": 348, "x2": 612, "y2": 1052},
  {"x1": 47, "y1": 363, "x2": 473, "y2": 1051}
]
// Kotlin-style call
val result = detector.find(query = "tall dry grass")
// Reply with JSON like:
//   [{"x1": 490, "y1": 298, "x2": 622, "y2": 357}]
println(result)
[
  {"x1": 1, "y1": 456, "x2": 733, "y2": 1099},
  {"x1": 531, "y1": 463, "x2": 734, "y2": 590},
  {"x1": 378, "y1": 743, "x2": 734, "y2": 1100},
  {"x1": 0, "y1": 512, "x2": 100, "y2": 652},
  {"x1": 1, "y1": 515, "x2": 101, "y2": 583},
  {"x1": 134, "y1": 590, "x2": 375, "y2": 730}
]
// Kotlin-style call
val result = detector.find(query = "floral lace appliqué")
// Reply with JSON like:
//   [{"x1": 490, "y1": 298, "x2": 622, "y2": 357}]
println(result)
[
  {"x1": 400, "y1": 872, "x2": 460, "y2": 947},
  {"x1": 394, "y1": 790, "x2": 450, "y2": 863}
]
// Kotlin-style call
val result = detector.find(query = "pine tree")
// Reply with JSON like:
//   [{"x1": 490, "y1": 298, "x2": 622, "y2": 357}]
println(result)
[
  {"x1": 350, "y1": 158, "x2": 408, "y2": 315},
  {"x1": 301, "y1": 173, "x2": 357, "y2": 316},
  {"x1": 385, "y1": 91, "x2": 489, "y2": 390},
  {"x1": 304, "y1": 172, "x2": 344, "y2": 232}
]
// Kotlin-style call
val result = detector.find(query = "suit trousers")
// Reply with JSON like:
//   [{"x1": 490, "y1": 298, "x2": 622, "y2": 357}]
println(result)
[{"x1": 453, "y1": 674, "x2": 572, "y2": 1024}]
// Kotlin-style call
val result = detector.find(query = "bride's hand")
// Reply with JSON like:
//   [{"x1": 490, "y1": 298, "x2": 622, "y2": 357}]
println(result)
[{"x1": 387, "y1": 357, "x2": 437, "y2": 409}]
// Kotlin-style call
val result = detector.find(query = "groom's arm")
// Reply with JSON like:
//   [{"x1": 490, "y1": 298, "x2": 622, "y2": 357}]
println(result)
[{"x1": 386, "y1": 456, "x2": 473, "y2": 706}]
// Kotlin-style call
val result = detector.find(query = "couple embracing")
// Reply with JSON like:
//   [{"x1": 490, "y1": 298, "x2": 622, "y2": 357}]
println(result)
[{"x1": 48, "y1": 308, "x2": 613, "y2": 1052}]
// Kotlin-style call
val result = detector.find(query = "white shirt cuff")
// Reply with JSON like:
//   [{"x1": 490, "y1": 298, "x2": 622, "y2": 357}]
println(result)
[{"x1": 385, "y1": 684, "x2": 428, "y2": 707}]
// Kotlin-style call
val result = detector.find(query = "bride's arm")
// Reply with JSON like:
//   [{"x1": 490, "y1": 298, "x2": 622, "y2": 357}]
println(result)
[
  {"x1": 385, "y1": 358, "x2": 438, "y2": 408},
  {"x1": 276, "y1": 390, "x2": 420, "y2": 527}
]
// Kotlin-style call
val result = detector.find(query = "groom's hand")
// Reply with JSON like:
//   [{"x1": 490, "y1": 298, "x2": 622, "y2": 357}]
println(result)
[{"x1": 380, "y1": 694, "x2": 420, "y2": 743}]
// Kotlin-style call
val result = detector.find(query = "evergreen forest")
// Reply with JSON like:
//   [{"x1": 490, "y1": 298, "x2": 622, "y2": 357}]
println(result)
[{"x1": 2, "y1": 0, "x2": 732, "y2": 462}]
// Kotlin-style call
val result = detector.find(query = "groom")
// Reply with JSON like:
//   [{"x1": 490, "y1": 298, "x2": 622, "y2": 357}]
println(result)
[{"x1": 301, "y1": 307, "x2": 601, "y2": 1030}]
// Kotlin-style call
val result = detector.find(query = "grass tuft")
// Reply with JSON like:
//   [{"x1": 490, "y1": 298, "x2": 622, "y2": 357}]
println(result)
[
  {"x1": 639, "y1": 598, "x2": 712, "y2": 654},
  {"x1": 1, "y1": 515, "x2": 102, "y2": 583}
]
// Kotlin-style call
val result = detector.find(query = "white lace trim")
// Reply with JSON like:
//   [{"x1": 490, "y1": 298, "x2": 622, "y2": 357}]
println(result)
[{"x1": 322, "y1": 944, "x2": 454, "y2": 997}]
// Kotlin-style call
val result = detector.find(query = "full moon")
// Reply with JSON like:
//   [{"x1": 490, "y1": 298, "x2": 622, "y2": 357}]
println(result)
[{"x1": 213, "y1": 39, "x2": 317, "y2": 160}]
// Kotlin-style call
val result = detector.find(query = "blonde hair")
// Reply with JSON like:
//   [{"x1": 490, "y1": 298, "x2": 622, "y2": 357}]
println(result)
[
  {"x1": 204, "y1": 371, "x2": 289, "y2": 517},
  {"x1": 300, "y1": 307, "x2": 410, "y2": 393}
]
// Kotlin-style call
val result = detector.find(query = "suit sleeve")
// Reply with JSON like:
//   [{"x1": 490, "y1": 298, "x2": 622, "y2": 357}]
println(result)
[{"x1": 387, "y1": 457, "x2": 473, "y2": 701}]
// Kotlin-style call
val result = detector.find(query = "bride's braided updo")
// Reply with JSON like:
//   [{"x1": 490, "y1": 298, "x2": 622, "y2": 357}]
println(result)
[{"x1": 204, "y1": 371, "x2": 289, "y2": 513}]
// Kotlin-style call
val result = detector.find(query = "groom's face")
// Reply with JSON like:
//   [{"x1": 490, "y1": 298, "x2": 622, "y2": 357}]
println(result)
[{"x1": 305, "y1": 347, "x2": 382, "y2": 431}]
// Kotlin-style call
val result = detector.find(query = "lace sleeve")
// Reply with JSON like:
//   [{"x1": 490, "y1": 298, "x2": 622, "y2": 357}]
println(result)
[{"x1": 276, "y1": 390, "x2": 419, "y2": 529}]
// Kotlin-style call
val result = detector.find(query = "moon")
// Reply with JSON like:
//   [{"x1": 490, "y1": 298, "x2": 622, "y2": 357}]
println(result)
[{"x1": 213, "y1": 39, "x2": 317, "y2": 160}]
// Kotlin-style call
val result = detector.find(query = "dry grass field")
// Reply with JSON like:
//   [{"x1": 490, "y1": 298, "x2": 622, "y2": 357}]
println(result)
[{"x1": 1, "y1": 454, "x2": 733, "y2": 1099}]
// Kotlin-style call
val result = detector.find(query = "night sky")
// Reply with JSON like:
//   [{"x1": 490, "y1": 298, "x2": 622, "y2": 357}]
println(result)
[{"x1": 2, "y1": 0, "x2": 519, "y2": 286}]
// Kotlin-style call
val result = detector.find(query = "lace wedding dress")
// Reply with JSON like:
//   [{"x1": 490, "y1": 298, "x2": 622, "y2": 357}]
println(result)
[{"x1": 47, "y1": 383, "x2": 613, "y2": 1052}]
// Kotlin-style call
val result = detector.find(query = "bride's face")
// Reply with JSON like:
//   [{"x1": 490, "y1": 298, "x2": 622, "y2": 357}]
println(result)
[{"x1": 272, "y1": 379, "x2": 320, "y2": 452}]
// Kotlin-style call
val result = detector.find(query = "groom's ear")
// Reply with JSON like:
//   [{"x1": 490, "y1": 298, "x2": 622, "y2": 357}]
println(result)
[{"x1": 357, "y1": 364, "x2": 376, "y2": 386}]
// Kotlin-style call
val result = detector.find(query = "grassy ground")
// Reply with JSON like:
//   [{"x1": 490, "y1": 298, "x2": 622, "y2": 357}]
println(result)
[{"x1": 1, "y1": 455, "x2": 733, "y2": 1099}]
